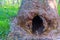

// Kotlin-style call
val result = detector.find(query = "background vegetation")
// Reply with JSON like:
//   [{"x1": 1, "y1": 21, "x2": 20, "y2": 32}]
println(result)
[
  {"x1": 0, "y1": 0, "x2": 22, "y2": 39},
  {"x1": 0, "y1": 0, "x2": 60, "y2": 40}
]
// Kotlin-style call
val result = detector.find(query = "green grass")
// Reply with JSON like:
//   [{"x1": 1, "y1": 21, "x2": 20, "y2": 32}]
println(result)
[{"x1": 0, "y1": 6, "x2": 19, "y2": 39}]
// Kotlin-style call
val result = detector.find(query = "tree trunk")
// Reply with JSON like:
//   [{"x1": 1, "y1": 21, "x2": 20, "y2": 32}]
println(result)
[
  {"x1": 12, "y1": 0, "x2": 15, "y2": 5},
  {"x1": 59, "y1": 0, "x2": 60, "y2": 4},
  {"x1": 8, "y1": 0, "x2": 60, "y2": 40},
  {"x1": 18, "y1": 0, "x2": 59, "y2": 34}
]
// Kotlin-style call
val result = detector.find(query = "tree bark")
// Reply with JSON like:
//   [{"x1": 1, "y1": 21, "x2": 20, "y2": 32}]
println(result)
[
  {"x1": 18, "y1": 0, "x2": 59, "y2": 34},
  {"x1": 8, "y1": 0, "x2": 60, "y2": 40}
]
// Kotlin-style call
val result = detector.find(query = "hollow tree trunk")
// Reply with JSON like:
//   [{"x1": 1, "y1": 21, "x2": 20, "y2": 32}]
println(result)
[
  {"x1": 18, "y1": 0, "x2": 59, "y2": 34},
  {"x1": 8, "y1": 0, "x2": 60, "y2": 40}
]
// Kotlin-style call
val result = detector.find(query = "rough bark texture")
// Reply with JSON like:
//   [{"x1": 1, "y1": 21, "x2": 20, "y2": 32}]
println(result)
[
  {"x1": 17, "y1": 0, "x2": 59, "y2": 34},
  {"x1": 7, "y1": 0, "x2": 60, "y2": 40}
]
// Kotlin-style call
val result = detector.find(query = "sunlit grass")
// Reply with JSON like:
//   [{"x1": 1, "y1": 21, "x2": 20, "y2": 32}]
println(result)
[
  {"x1": 0, "y1": 0, "x2": 22, "y2": 39},
  {"x1": 0, "y1": 6, "x2": 19, "y2": 39}
]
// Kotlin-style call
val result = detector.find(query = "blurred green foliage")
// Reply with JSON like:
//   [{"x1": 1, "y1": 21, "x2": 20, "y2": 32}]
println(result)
[
  {"x1": 56, "y1": 0, "x2": 59, "y2": 4},
  {"x1": 0, "y1": 0, "x2": 22, "y2": 39},
  {"x1": 58, "y1": 5, "x2": 60, "y2": 15},
  {"x1": 0, "y1": 6, "x2": 19, "y2": 39}
]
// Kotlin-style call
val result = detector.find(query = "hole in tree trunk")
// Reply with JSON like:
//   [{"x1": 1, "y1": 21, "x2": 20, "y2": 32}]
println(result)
[{"x1": 32, "y1": 15, "x2": 45, "y2": 34}]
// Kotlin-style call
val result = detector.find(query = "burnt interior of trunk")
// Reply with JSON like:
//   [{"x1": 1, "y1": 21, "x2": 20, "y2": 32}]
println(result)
[{"x1": 32, "y1": 15, "x2": 45, "y2": 34}]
